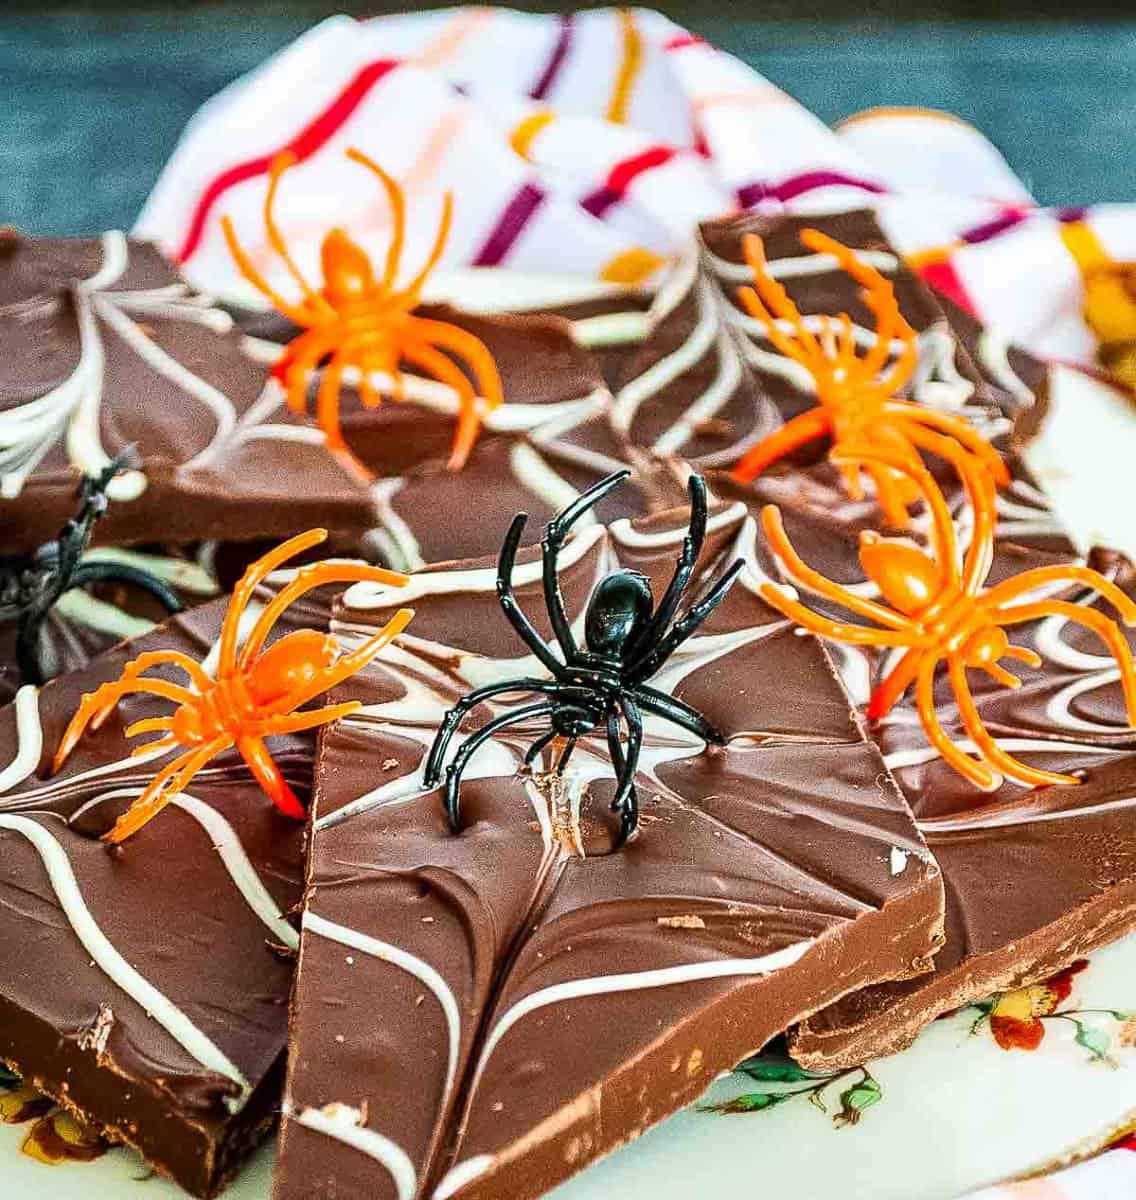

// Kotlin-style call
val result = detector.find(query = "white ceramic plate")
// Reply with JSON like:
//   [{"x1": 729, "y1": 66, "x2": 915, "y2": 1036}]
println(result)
[{"x1": 4, "y1": 933, "x2": 1134, "y2": 1200}]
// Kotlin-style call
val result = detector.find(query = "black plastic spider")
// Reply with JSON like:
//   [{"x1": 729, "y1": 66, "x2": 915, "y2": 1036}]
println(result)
[
  {"x1": 1, "y1": 452, "x2": 183, "y2": 685},
  {"x1": 423, "y1": 469, "x2": 744, "y2": 847}
]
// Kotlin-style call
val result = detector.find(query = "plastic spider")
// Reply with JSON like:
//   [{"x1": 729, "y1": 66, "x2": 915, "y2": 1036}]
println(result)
[
  {"x1": 222, "y1": 147, "x2": 504, "y2": 473},
  {"x1": 2, "y1": 453, "x2": 182, "y2": 685},
  {"x1": 728, "y1": 228, "x2": 1009, "y2": 527},
  {"x1": 52, "y1": 529, "x2": 413, "y2": 844},
  {"x1": 759, "y1": 435, "x2": 1136, "y2": 791},
  {"x1": 423, "y1": 469, "x2": 744, "y2": 846}
]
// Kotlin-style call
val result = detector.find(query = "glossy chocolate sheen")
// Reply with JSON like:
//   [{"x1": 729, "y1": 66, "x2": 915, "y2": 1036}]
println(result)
[
  {"x1": 738, "y1": 464, "x2": 1136, "y2": 1068},
  {"x1": 0, "y1": 230, "x2": 386, "y2": 552},
  {"x1": 275, "y1": 501, "x2": 943, "y2": 1200},
  {"x1": 0, "y1": 584, "x2": 334, "y2": 1196}
]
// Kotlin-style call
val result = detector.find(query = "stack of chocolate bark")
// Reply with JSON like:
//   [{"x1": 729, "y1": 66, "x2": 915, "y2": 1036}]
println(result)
[{"x1": 0, "y1": 203, "x2": 1132, "y2": 1200}]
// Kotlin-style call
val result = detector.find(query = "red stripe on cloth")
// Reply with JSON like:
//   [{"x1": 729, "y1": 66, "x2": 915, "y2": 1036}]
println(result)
[
  {"x1": 1114, "y1": 1133, "x2": 1136, "y2": 1151},
  {"x1": 919, "y1": 258, "x2": 976, "y2": 314},
  {"x1": 663, "y1": 33, "x2": 705, "y2": 51},
  {"x1": 529, "y1": 13, "x2": 573, "y2": 100},
  {"x1": 176, "y1": 58, "x2": 400, "y2": 263},
  {"x1": 581, "y1": 145, "x2": 676, "y2": 219},
  {"x1": 608, "y1": 145, "x2": 675, "y2": 193},
  {"x1": 472, "y1": 183, "x2": 546, "y2": 266}
]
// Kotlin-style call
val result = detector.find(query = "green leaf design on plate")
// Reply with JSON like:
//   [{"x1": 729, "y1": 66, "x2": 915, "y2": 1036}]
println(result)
[
  {"x1": 834, "y1": 1075, "x2": 883, "y2": 1127},
  {"x1": 736, "y1": 1052, "x2": 820, "y2": 1084},
  {"x1": 703, "y1": 1090, "x2": 796, "y2": 1115},
  {"x1": 1071, "y1": 1020, "x2": 1114, "y2": 1064}
]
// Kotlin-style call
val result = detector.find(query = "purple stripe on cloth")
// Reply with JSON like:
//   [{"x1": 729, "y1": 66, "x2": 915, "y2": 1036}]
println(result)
[
  {"x1": 581, "y1": 186, "x2": 620, "y2": 219},
  {"x1": 736, "y1": 171, "x2": 888, "y2": 209},
  {"x1": 961, "y1": 210, "x2": 1028, "y2": 245},
  {"x1": 1057, "y1": 205, "x2": 1090, "y2": 223},
  {"x1": 530, "y1": 13, "x2": 573, "y2": 100},
  {"x1": 473, "y1": 183, "x2": 546, "y2": 266}
]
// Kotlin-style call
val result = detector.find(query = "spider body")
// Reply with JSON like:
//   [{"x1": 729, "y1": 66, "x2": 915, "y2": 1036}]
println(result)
[
  {"x1": 728, "y1": 228, "x2": 1009, "y2": 526},
  {"x1": 223, "y1": 148, "x2": 503, "y2": 474},
  {"x1": 423, "y1": 470, "x2": 744, "y2": 847},
  {"x1": 2, "y1": 453, "x2": 182, "y2": 685},
  {"x1": 760, "y1": 435, "x2": 1136, "y2": 791},
  {"x1": 52, "y1": 529, "x2": 413, "y2": 844}
]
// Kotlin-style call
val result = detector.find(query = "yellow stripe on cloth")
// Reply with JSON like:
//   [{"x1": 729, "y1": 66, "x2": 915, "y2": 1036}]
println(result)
[
  {"x1": 510, "y1": 111, "x2": 556, "y2": 160},
  {"x1": 606, "y1": 9, "x2": 643, "y2": 125},
  {"x1": 601, "y1": 248, "x2": 667, "y2": 285},
  {"x1": 1060, "y1": 219, "x2": 1111, "y2": 275}
]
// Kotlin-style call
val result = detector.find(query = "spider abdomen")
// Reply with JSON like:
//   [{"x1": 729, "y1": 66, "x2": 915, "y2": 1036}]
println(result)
[{"x1": 584, "y1": 570, "x2": 653, "y2": 657}]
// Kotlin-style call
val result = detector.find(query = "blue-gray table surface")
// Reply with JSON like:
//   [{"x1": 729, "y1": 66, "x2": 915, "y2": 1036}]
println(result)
[{"x1": 3, "y1": 5, "x2": 1134, "y2": 236}]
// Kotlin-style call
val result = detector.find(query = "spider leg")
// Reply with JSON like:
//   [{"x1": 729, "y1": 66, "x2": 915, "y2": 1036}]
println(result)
[
  {"x1": 630, "y1": 683, "x2": 724, "y2": 744},
  {"x1": 315, "y1": 353, "x2": 350, "y2": 454},
  {"x1": 408, "y1": 318, "x2": 505, "y2": 415},
  {"x1": 899, "y1": 404, "x2": 1011, "y2": 489},
  {"x1": 216, "y1": 528, "x2": 329, "y2": 678},
  {"x1": 608, "y1": 696, "x2": 643, "y2": 848},
  {"x1": 254, "y1": 700, "x2": 363, "y2": 736},
  {"x1": 277, "y1": 328, "x2": 344, "y2": 416},
  {"x1": 345, "y1": 148, "x2": 406, "y2": 290},
  {"x1": 914, "y1": 655, "x2": 998, "y2": 791},
  {"x1": 761, "y1": 504, "x2": 916, "y2": 630},
  {"x1": 990, "y1": 597, "x2": 1136, "y2": 725},
  {"x1": 867, "y1": 647, "x2": 922, "y2": 719},
  {"x1": 124, "y1": 716, "x2": 174, "y2": 738},
  {"x1": 947, "y1": 655, "x2": 1079, "y2": 788},
  {"x1": 68, "y1": 561, "x2": 184, "y2": 617},
  {"x1": 220, "y1": 216, "x2": 323, "y2": 328},
  {"x1": 523, "y1": 729, "x2": 559, "y2": 770},
  {"x1": 982, "y1": 567, "x2": 1136, "y2": 624},
  {"x1": 543, "y1": 470, "x2": 632, "y2": 659},
  {"x1": 398, "y1": 191, "x2": 454, "y2": 308},
  {"x1": 104, "y1": 737, "x2": 232, "y2": 843},
  {"x1": 399, "y1": 342, "x2": 481, "y2": 470},
  {"x1": 238, "y1": 560, "x2": 407, "y2": 672},
  {"x1": 237, "y1": 734, "x2": 306, "y2": 819},
  {"x1": 111, "y1": 649, "x2": 214, "y2": 694},
  {"x1": 624, "y1": 473, "x2": 707, "y2": 661},
  {"x1": 739, "y1": 234, "x2": 824, "y2": 364},
  {"x1": 865, "y1": 459, "x2": 917, "y2": 530},
  {"x1": 260, "y1": 154, "x2": 335, "y2": 319},
  {"x1": 423, "y1": 679, "x2": 561, "y2": 787},
  {"x1": 441, "y1": 701, "x2": 557, "y2": 833},
  {"x1": 759, "y1": 584, "x2": 916, "y2": 648},
  {"x1": 495, "y1": 513, "x2": 565, "y2": 675},
  {"x1": 52, "y1": 672, "x2": 197, "y2": 772},
  {"x1": 14, "y1": 615, "x2": 46, "y2": 686},
  {"x1": 626, "y1": 558, "x2": 746, "y2": 683},
  {"x1": 730, "y1": 408, "x2": 833, "y2": 485},
  {"x1": 556, "y1": 735, "x2": 578, "y2": 772}
]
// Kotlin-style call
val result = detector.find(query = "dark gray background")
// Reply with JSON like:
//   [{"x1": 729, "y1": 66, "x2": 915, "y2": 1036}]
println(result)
[{"x1": 4, "y1": 2, "x2": 1134, "y2": 236}]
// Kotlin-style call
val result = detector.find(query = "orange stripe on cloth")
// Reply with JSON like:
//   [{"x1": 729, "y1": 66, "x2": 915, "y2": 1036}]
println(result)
[
  {"x1": 606, "y1": 9, "x2": 643, "y2": 124},
  {"x1": 600, "y1": 247, "x2": 667, "y2": 285},
  {"x1": 510, "y1": 110, "x2": 556, "y2": 160},
  {"x1": 415, "y1": 7, "x2": 492, "y2": 70}
]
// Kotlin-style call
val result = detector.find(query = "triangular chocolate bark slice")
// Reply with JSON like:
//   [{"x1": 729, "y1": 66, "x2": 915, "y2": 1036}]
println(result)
[{"x1": 277, "y1": 498, "x2": 943, "y2": 1200}]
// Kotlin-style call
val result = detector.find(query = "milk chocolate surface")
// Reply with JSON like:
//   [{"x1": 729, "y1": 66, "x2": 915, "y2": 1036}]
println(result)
[
  {"x1": 0, "y1": 586, "x2": 329, "y2": 1196},
  {"x1": 275, "y1": 500, "x2": 942, "y2": 1200}
]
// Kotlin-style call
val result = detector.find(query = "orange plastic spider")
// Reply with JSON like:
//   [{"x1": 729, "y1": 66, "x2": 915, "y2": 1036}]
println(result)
[
  {"x1": 222, "y1": 148, "x2": 504, "y2": 472},
  {"x1": 729, "y1": 228, "x2": 1009, "y2": 527},
  {"x1": 759, "y1": 435, "x2": 1136, "y2": 791},
  {"x1": 52, "y1": 529, "x2": 413, "y2": 843}
]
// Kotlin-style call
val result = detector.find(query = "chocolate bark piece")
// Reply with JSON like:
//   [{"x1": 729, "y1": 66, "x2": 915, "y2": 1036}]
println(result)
[
  {"x1": 275, "y1": 501, "x2": 943, "y2": 1200},
  {"x1": 697, "y1": 208, "x2": 1036, "y2": 462},
  {"x1": 0, "y1": 583, "x2": 330, "y2": 1197},
  {"x1": 0, "y1": 229, "x2": 381, "y2": 552},
  {"x1": 753, "y1": 500, "x2": 1136, "y2": 1068}
]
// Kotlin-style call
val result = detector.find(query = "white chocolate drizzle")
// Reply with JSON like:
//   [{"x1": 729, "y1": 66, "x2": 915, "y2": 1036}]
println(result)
[
  {"x1": 286, "y1": 1101, "x2": 418, "y2": 1200},
  {"x1": 0, "y1": 812, "x2": 250, "y2": 1102}
]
